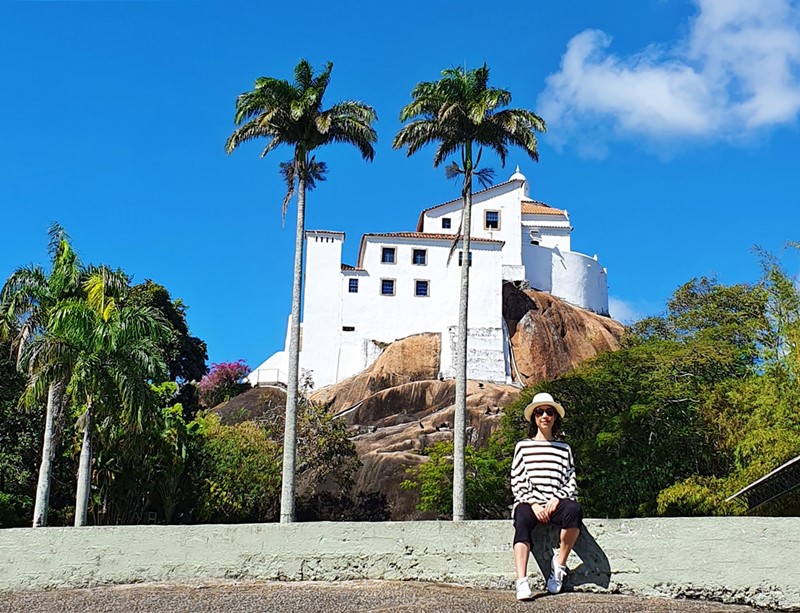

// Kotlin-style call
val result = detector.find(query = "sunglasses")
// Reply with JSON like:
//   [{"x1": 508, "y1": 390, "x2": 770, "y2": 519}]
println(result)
[{"x1": 533, "y1": 407, "x2": 557, "y2": 418}]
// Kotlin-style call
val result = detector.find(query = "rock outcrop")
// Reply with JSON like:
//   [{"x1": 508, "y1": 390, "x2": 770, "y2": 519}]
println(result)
[
  {"x1": 346, "y1": 379, "x2": 521, "y2": 519},
  {"x1": 503, "y1": 283, "x2": 624, "y2": 385},
  {"x1": 310, "y1": 332, "x2": 441, "y2": 415}
]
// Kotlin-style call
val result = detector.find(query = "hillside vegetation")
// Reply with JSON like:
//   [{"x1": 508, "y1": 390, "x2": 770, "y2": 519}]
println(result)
[{"x1": 404, "y1": 250, "x2": 800, "y2": 518}]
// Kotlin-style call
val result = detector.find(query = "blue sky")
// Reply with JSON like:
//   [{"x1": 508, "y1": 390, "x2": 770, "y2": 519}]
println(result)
[{"x1": 2, "y1": 0, "x2": 799, "y2": 372}]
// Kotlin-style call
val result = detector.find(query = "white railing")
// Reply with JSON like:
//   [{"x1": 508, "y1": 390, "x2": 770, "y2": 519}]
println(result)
[{"x1": 248, "y1": 368, "x2": 287, "y2": 387}]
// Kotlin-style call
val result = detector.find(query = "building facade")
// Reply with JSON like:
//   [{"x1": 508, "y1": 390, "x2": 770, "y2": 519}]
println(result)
[{"x1": 248, "y1": 168, "x2": 608, "y2": 390}]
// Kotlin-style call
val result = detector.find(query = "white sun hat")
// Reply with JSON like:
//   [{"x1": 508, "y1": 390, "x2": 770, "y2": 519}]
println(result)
[{"x1": 523, "y1": 392, "x2": 565, "y2": 421}]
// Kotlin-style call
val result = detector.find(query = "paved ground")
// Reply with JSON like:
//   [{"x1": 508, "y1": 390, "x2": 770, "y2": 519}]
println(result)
[{"x1": 0, "y1": 580, "x2": 766, "y2": 613}]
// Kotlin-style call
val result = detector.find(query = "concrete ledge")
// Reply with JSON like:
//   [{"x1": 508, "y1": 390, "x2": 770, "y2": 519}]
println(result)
[{"x1": 1, "y1": 518, "x2": 798, "y2": 611}]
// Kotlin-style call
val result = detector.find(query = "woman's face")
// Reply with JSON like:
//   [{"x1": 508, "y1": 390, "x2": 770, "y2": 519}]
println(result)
[{"x1": 534, "y1": 406, "x2": 557, "y2": 434}]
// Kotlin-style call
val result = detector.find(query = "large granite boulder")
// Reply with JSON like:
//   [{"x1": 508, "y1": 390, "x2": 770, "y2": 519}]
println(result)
[
  {"x1": 310, "y1": 332, "x2": 441, "y2": 414},
  {"x1": 503, "y1": 283, "x2": 624, "y2": 385}
]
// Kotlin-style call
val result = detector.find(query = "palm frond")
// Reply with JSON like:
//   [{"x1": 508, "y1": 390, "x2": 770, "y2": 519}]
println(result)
[
  {"x1": 474, "y1": 167, "x2": 496, "y2": 190},
  {"x1": 47, "y1": 223, "x2": 71, "y2": 258},
  {"x1": 305, "y1": 157, "x2": 329, "y2": 191},
  {"x1": 279, "y1": 160, "x2": 297, "y2": 223},
  {"x1": 444, "y1": 162, "x2": 463, "y2": 181},
  {"x1": 294, "y1": 59, "x2": 315, "y2": 91},
  {"x1": 447, "y1": 217, "x2": 463, "y2": 265},
  {"x1": 433, "y1": 140, "x2": 461, "y2": 168},
  {"x1": 225, "y1": 118, "x2": 278, "y2": 154}
]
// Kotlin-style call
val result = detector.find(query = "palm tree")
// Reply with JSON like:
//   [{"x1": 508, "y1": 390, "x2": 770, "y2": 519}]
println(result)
[
  {"x1": 393, "y1": 64, "x2": 545, "y2": 520},
  {"x1": 0, "y1": 224, "x2": 83, "y2": 527},
  {"x1": 21, "y1": 268, "x2": 170, "y2": 526},
  {"x1": 225, "y1": 59, "x2": 377, "y2": 523}
]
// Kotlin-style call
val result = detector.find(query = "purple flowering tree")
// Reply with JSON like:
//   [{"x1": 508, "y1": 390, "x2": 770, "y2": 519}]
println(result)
[{"x1": 198, "y1": 360, "x2": 250, "y2": 408}]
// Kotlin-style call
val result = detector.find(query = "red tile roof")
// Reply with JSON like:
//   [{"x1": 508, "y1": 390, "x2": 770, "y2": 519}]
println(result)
[
  {"x1": 521, "y1": 200, "x2": 565, "y2": 216},
  {"x1": 357, "y1": 232, "x2": 503, "y2": 267},
  {"x1": 362, "y1": 232, "x2": 503, "y2": 244}
]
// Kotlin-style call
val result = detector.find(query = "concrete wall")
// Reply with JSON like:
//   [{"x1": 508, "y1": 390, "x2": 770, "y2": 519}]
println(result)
[{"x1": 1, "y1": 519, "x2": 798, "y2": 610}]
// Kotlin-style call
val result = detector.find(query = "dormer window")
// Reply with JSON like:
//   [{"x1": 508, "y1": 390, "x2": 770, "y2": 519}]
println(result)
[
  {"x1": 485, "y1": 210, "x2": 500, "y2": 230},
  {"x1": 442, "y1": 217, "x2": 452, "y2": 229},
  {"x1": 381, "y1": 247, "x2": 396, "y2": 264}
]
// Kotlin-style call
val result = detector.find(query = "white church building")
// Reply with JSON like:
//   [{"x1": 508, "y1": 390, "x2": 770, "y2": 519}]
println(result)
[{"x1": 248, "y1": 168, "x2": 608, "y2": 390}]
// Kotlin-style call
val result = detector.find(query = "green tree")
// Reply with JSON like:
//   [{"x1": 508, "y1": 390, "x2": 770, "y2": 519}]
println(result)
[
  {"x1": 0, "y1": 223, "x2": 83, "y2": 527},
  {"x1": 756, "y1": 244, "x2": 800, "y2": 377},
  {"x1": 225, "y1": 59, "x2": 377, "y2": 523},
  {"x1": 126, "y1": 280, "x2": 208, "y2": 383},
  {"x1": 0, "y1": 337, "x2": 32, "y2": 526},
  {"x1": 189, "y1": 412, "x2": 282, "y2": 523},
  {"x1": 90, "y1": 382, "x2": 193, "y2": 525},
  {"x1": 659, "y1": 254, "x2": 800, "y2": 516},
  {"x1": 393, "y1": 64, "x2": 545, "y2": 520},
  {"x1": 295, "y1": 401, "x2": 361, "y2": 499},
  {"x1": 401, "y1": 439, "x2": 511, "y2": 519},
  {"x1": 21, "y1": 269, "x2": 170, "y2": 526}
]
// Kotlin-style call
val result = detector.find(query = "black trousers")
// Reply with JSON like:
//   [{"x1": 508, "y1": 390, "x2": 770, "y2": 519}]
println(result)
[{"x1": 513, "y1": 499, "x2": 583, "y2": 546}]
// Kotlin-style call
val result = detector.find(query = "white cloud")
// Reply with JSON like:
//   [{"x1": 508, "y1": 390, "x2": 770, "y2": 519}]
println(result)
[
  {"x1": 608, "y1": 296, "x2": 643, "y2": 324},
  {"x1": 537, "y1": 0, "x2": 800, "y2": 152}
]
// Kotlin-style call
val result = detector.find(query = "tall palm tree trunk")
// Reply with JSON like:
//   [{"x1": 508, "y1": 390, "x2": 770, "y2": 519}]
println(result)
[
  {"x1": 32, "y1": 382, "x2": 60, "y2": 527},
  {"x1": 453, "y1": 143, "x2": 474, "y2": 521},
  {"x1": 280, "y1": 162, "x2": 306, "y2": 523},
  {"x1": 74, "y1": 404, "x2": 93, "y2": 527}
]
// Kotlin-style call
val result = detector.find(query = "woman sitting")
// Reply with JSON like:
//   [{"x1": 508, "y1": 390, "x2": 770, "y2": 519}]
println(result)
[{"x1": 511, "y1": 392, "x2": 582, "y2": 600}]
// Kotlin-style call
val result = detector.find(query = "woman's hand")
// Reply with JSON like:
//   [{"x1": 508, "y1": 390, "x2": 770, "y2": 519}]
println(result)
[
  {"x1": 545, "y1": 497, "x2": 560, "y2": 519},
  {"x1": 531, "y1": 503, "x2": 549, "y2": 523}
]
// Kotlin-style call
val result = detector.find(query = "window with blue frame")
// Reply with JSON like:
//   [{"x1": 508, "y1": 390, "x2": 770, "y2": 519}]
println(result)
[
  {"x1": 412, "y1": 249, "x2": 427, "y2": 265},
  {"x1": 381, "y1": 279, "x2": 395, "y2": 296},
  {"x1": 458, "y1": 251, "x2": 473, "y2": 267},
  {"x1": 442, "y1": 218, "x2": 452, "y2": 229},
  {"x1": 485, "y1": 210, "x2": 500, "y2": 230},
  {"x1": 348, "y1": 278, "x2": 359, "y2": 293},
  {"x1": 381, "y1": 247, "x2": 396, "y2": 264},
  {"x1": 415, "y1": 280, "x2": 429, "y2": 297}
]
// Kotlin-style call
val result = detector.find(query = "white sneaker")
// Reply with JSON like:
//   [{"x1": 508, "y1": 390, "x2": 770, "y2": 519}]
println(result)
[
  {"x1": 515, "y1": 577, "x2": 533, "y2": 601},
  {"x1": 547, "y1": 555, "x2": 567, "y2": 594}
]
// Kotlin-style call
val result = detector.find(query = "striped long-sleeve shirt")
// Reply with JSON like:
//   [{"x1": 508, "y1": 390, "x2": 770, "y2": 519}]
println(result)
[{"x1": 510, "y1": 439, "x2": 578, "y2": 509}]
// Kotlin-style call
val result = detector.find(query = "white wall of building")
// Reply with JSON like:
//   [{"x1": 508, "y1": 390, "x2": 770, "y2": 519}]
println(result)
[
  {"x1": 300, "y1": 231, "x2": 345, "y2": 389},
  {"x1": 522, "y1": 243, "x2": 553, "y2": 293},
  {"x1": 331, "y1": 237, "x2": 506, "y2": 388},
  {"x1": 522, "y1": 219, "x2": 572, "y2": 252},
  {"x1": 246, "y1": 350, "x2": 288, "y2": 386},
  {"x1": 521, "y1": 244, "x2": 609, "y2": 316},
  {"x1": 552, "y1": 250, "x2": 609, "y2": 316},
  {"x1": 421, "y1": 179, "x2": 525, "y2": 270}
]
